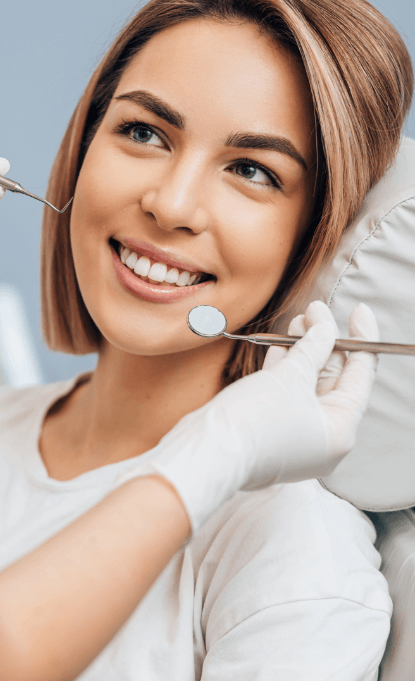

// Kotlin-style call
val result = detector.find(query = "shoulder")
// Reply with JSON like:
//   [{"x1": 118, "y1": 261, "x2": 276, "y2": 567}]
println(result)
[
  {"x1": 190, "y1": 480, "x2": 392, "y2": 636},
  {"x1": 0, "y1": 383, "x2": 56, "y2": 430},
  {"x1": 0, "y1": 374, "x2": 89, "y2": 434},
  {"x1": 0, "y1": 382, "x2": 58, "y2": 412},
  {"x1": 0, "y1": 382, "x2": 65, "y2": 424}
]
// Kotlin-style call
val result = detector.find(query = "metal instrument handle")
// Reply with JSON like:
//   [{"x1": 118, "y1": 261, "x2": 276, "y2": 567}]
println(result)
[
  {"x1": 0, "y1": 176, "x2": 23, "y2": 192},
  {"x1": 248, "y1": 333, "x2": 415, "y2": 356}
]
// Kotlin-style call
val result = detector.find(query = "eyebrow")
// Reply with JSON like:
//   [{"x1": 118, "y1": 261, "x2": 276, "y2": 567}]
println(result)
[
  {"x1": 115, "y1": 89, "x2": 307, "y2": 171},
  {"x1": 115, "y1": 90, "x2": 185, "y2": 131},
  {"x1": 224, "y1": 132, "x2": 307, "y2": 171}
]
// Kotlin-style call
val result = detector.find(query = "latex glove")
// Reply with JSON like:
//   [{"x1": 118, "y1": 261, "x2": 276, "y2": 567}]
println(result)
[
  {"x1": 270, "y1": 300, "x2": 379, "y2": 456},
  {"x1": 116, "y1": 301, "x2": 378, "y2": 534},
  {"x1": 0, "y1": 158, "x2": 10, "y2": 199},
  {"x1": 277, "y1": 300, "x2": 347, "y2": 398}
]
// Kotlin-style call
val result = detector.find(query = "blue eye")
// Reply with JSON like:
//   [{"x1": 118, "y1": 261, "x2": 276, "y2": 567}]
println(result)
[
  {"x1": 232, "y1": 160, "x2": 281, "y2": 189},
  {"x1": 116, "y1": 119, "x2": 165, "y2": 147},
  {"x1": 236, "y1": 163, "x2": 271, "y2": 184},
  {"x1": 130, "y1": 125, "x2": 164, "y2": 147},
  {"x1": 132, "y1": 127, "x2": 152, "y2": 142}
]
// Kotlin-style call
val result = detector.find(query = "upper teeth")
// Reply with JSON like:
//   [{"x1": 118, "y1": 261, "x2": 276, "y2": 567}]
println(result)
[{"x1": 120, "y1": 247, "x2": 200, "y2": 286}]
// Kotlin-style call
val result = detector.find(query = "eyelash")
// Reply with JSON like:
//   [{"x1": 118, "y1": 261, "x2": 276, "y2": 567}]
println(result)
[
  {"x1": 116, "y1": 118, "x2": 160, "y2": 139},
  {"x1": 229, "y1": 158, "x2": 282, "y2": 190},
  {"x1": 115, "y1": 118, "x2": 282, "y2": 190}
]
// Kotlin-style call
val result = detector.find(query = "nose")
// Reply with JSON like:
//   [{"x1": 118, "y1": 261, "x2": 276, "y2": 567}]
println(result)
[{"x1": 140, "y1": 156, "x2": 211, "y2": 234}]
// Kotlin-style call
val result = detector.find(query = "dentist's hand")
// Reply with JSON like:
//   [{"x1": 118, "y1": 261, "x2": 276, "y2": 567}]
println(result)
[
  {"x1": 274, "y1": 300, "x2": 379, "y2": 459},
  {"x1": 117, "y1": 301, "x2": 378, "y2": 534},
  {"x1": 0, "y1": 158, "x2": 10, "y2": 199}
]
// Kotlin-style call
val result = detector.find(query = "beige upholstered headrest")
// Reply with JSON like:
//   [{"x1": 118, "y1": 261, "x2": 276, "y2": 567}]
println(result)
[{"x1": 274, "y1": 136, "x2": 415, "y2": 511}]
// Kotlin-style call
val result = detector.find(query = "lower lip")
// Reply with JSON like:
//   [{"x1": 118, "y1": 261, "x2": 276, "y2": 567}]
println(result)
[{"x1": 111, "y1": 250, "x2": 214, "y2": 303}]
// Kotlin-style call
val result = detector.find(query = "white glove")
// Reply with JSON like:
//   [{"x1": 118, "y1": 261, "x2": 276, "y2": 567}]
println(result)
[
  {"x1": 116, "y1": 301, "x2": 378, "y2": 534},
  {"x1": 279, "y1": 300, "x2": 379, "y2": 457},
  {"x1": 0, "y1": 158, "x2": 10, "y2": 199}
]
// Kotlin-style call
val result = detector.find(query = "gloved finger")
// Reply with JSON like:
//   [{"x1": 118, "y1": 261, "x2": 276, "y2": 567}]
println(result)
[
  {"x1": 349, "y1": 301, "x2": 379, "y2": 342},
  {"x1": 286, "y1": 313, "x2": 345, "y2": 396},
  {"x1": 286, "y1": 311, "x2": 344, "y2": 396},
  {"x1": 0, "y1": 158, "x2": 10, "y2": 200},
  {"x1": 318, "y1": 304, "x2": 379, "y2": 457},
  {"x1": 288, "y1": 314, "x2": 306, "y2": 336},
  {"x1": 263, "y1": 344, "x2": 288, "y2": 370},
  {"x1": 0, "y1": 158, "x2": 10, "y2": 175},
  {"x1": 325, "y1": 303, "x2": 379, "y2": 415},
  {"x1": 304, "y1": 300, "x2": 339, "y2": 334},
  {"x1": 284, "y1": 319, "x2": 336, "y2": 383},
  {"x1": 303, "y1": 300, "x2": 346, "y2": 396},
  {"x1": 263, "y1": 314, "x2": 305, "y2": 371}
]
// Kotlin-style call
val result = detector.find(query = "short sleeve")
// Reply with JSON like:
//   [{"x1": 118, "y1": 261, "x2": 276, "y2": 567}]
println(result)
[{"x1": 200, "y1": 597, "x2": 390, "y2": 681}]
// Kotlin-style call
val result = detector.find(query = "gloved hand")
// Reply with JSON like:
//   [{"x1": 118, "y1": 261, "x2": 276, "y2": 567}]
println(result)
[
  {"x1": 0, "y1": 158, "x2": 10, "y2": 199},
  {"x1": 278, "y1": 300, "x2": 379, "y2": 458},
  {"x1": 116, "y1": 301, "x2": 378, "y2": 535}
]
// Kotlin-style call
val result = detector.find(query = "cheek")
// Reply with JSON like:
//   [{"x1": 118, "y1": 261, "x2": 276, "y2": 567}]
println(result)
[
  {"x1": 70, "y1": 138, "x2": 133, "y2": 278},
  {"x1": 73, "y1": 142, "x2": 125, "y2": 227},
  {"x1": 212, "y1": 190, "x2": 313, "y2": 335},
  {"x1": 69, "y1": 161, "x2": 115, "y2": 316},
  {"x1": 217, "y1": 197, "x2": 306, "y2": 301}
]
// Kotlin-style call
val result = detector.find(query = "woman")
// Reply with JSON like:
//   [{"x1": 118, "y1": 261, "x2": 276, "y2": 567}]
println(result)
[{"x1": 0, "y1": 0, "x2": 412, "y2": 679}]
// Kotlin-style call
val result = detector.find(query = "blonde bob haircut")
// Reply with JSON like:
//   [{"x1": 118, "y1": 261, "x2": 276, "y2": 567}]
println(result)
[{"x1": 41, "y1": 0, "x2": 413, "y2": 385}]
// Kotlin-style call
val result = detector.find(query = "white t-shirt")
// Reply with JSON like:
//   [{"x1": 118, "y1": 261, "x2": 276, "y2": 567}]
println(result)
[{"x1": 0, "y1": 375, "x2": 392, "y2": 681}]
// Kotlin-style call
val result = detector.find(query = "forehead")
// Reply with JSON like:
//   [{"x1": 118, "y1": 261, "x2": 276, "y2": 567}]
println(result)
[{"x1": 114, "y1": 19, "x2": 315, "y2": 162}]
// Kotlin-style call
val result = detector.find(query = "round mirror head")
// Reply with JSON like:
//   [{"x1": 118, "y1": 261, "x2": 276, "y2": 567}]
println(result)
[{"x1": 187, "y1": 305, "x2": 228, "y2": 338}]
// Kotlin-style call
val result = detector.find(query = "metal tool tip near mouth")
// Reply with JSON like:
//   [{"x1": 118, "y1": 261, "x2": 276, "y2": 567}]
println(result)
[{"x1": 187, "y1": 305, "x2": 228, "y2": 338}]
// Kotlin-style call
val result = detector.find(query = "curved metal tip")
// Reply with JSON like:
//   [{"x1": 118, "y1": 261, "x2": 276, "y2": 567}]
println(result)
[
  {"x1": 55, "y1": 196, "x2": 74, "y2": 214},
  {"x1": 14, "y1": 185, "x2": 74, "y2": 214}
]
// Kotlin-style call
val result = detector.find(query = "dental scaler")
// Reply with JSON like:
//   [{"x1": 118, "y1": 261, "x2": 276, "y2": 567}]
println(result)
[
  {"x1": 0, "y1": 174, "x2": 73, "y2": 214},
  {"x1": 187, "y1": 305, "x2": 415, "y2": 356}
]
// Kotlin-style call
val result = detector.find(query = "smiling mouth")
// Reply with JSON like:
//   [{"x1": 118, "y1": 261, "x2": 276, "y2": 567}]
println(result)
[{"x1": 110, "y1": 239, "x2": 215, "y2": 288}]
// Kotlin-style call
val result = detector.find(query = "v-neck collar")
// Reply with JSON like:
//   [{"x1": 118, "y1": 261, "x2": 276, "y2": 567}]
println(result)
[{"x1": 22, "y1": 373, "x2": 159, "y2": 491}]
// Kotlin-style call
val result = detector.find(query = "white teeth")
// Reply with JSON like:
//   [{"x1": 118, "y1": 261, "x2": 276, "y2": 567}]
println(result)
[
  {"x1": 120, "y1": 247, "x2": 131, "y2": 264},
  {"x1": 164, "y1": 267, "x2": 179, "y2": 284},
  {"x1": 176, "y1": 271, "x2": 190, "y2": 287},
  {"x1": 148, "y1": 262, "x2": 167, "y2": 282},
  {"x1": 125, "y1": 252, "x2": 138, "y2": 269},
  {"x1": 120, "y1": 245, "x2": 207, "y2": 287},
  {"x1": 134, "y1": 256, "x2": 151, "y2": 277}
]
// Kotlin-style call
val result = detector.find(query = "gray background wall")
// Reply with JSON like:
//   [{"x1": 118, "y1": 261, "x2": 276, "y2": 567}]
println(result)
[{"x1": 0, "y1": 0, "x2": 414, "y2": 384}]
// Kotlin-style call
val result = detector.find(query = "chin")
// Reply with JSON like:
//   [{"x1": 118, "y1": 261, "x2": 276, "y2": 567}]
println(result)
[{"x1": 92, "y1": 309, "x2": 208, "y2": 358}]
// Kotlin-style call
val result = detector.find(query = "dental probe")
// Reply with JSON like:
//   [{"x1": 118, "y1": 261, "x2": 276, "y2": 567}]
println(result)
[
  {"x1": 187, "y1": 305, "x2": 415, "y2": 356},
  {"x1": 0, "y1": 174, "x2": 73, "y2": 214}
]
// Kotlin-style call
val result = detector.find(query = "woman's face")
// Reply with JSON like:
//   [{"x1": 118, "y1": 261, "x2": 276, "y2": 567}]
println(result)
[{"x1": 71, "y1": 19, "x2": 317, "y2": 356}]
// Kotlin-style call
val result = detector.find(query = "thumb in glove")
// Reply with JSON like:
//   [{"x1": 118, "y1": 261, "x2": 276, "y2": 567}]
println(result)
[{"x1": 0, "y1": 158, "x2": 10, "y2": 200}]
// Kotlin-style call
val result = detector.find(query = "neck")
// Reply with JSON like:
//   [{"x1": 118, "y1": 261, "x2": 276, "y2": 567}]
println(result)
[{"x1": 48, "y1": 337, "x2": 235, "y2": 477}]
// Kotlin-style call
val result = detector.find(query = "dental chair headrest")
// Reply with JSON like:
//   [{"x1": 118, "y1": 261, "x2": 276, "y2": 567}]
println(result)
[{"x1": 275, "y1": 135, "x2": 415, "y2": 511}]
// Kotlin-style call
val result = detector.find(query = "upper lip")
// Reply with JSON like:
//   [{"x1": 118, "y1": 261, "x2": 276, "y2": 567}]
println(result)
[{"x1": 117, "y1": 238, "x2": 213, "y2": 275}]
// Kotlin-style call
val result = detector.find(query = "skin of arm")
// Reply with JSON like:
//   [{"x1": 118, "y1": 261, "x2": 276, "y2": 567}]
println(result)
[{"x1": 0, "y1": 475, "x2": 191, "y2": 681}]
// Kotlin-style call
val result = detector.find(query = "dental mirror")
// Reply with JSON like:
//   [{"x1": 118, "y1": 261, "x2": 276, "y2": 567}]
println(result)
[
  {"x1": 187, "y1": 305, "x2": 227, "y2": 338},
  {"x1": 187, "y1": 305, "x2": 415, "y2": 355}
]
